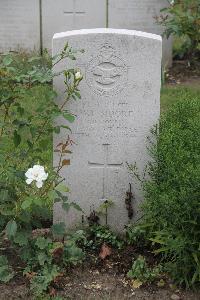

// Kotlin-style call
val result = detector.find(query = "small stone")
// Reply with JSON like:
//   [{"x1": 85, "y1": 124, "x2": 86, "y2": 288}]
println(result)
[{"x1": 171, "y1": 294, "x2": 181, "y2": 300}]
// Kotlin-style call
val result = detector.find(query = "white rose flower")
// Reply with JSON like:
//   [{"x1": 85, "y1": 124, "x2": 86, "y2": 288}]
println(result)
[
  {"x1": 25, "y1": 165, "x2": 48, "y2": 189},
  {"x1": 75, "y1": 71, "x2": 82, "y2": 80}
]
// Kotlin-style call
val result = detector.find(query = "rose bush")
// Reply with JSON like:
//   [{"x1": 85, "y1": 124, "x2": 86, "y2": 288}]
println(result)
[{"x1": 0, "y1": 45, "x2": 85, "y2": 296}]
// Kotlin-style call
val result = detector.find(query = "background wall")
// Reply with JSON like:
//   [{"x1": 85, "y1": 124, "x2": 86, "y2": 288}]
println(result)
[
  {"x1": 109, "y1": 0, "x2": 172, "y2": 66},
  {"x1": 0, "y1": 0, "x2": 172, "y2": 65},
  {"x1": 0, "y1": 0, "x2": 40, "y2": 53}
]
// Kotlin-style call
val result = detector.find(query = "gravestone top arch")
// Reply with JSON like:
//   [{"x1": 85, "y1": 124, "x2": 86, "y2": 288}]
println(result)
[{"x1": 53, "y1": 27, "x2": 162, "y2": 40}]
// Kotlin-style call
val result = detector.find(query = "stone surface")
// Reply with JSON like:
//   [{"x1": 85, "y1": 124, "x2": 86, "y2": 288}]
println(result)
[
  {"x1": 109, "y1": 0, "x2": 172, "y2": 66},
  {"x1": 171, "y1": 294, "x2": 181, "y2": 300},
  {"x1": 53, "y1": 28, "x2": 162, "y2": 232},
  {"x1": 0, "y1": 0, "x2": 172, "y2": 65},
  {"x1": 42, "y1": 0, "x2": 106, "y2": 50},
  {"x1": 0, "y1": 0, "x2": 40, "y2": 53}
]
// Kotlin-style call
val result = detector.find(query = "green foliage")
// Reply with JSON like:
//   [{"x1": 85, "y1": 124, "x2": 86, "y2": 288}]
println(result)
[
  {"x1": 125, "y1": 224, "x2": 147, "y2": 247},
  {"x1": 160, "y1": 85, "x2": 200, "y2": 112},
  {"x1": 157, "y1": 0, "x2": 200, "y2": 59},
  {"x1": 84, "y1": 225, "x2": 124, "y2": 250},
  {"x1": 0, "y1": 45, "x2": 83, "y2": 230},
  {"x1": 0, "y1": 255, "x2": 14, "y2": 283},
  {"x1": 20, "y1": 226, "x2": 84, "y2": 296},
  {"x1": 130, "y1": 94, "x2": 200, "y2": 287},
  {"x1": 30, "y1": 264, "x2": 60, "y2": 296},
  {"x1": 127, "y1": 255, "x2": 161, "y2": 284},
  {"x1": 5, "y1": 220, "x2": 17, "y2": 239},
  {"x1": 0, "y1": 46, "x2": 84, "y2": 296}
]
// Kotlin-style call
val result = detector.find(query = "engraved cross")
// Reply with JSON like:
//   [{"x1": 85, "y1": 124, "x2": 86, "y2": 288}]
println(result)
[
  {"x1": 63, "y1": 0, "x2": 85, "y2": 26},
  {"x1": 88, "y1": 144, "x2": 123, "y2": 200}
]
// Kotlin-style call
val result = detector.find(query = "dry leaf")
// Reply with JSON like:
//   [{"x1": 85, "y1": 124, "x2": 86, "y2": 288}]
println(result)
[
  {"x1": 62, "y1": 159, "x2": 70, "y2": 166},
  {"x1": 157, "y1": 279, "x2": 165, "y2": 287},
  {"x1": 53, "y1": 273, "x2": 64, "y2": 284},
  {"x1": 25, "y1": 272, "x2": 37, "y2": 280},
  {"x1": 49, "y1": 287, "x2": 57, "y2": 297},
  {"x1": 99, "y1": 243, "x2": 112, "y2": 260},
  {"x1": 131, "y1": 279, "x2": 143, "y2": 289},
  {"x1": 52, "y1": 246, "x2": 64, "y2": 256},
  {"x1": 91, "y1": 283, "x2": 102, "y2": 290}
]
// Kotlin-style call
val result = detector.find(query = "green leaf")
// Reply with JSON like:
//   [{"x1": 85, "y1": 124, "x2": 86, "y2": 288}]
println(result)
[
  {"x1": 74, "y1": 91, "x2": 81, "y2": 99},
  {"x1": 14, "y1": 170, "x2": 25, "y2": 179},
  {"x1": 28, "y1": 56, "x2": 41, "y2": 63},
  {"x1": 17, "y1": 106, "x2": 25, "y2": 116},
  {"x1": 54, "y1": 126, "x2": 60, "y2": 133},
  {"x1": 51, "y1": 223, "x2": 66, "y2": 237},
  {"x1": 0, "y1": 205, "x2": 14, "y2": 216},
  {"x1": 0, "y1": 256, "x2": 8, "y2": 265},
  {"x1": 63, "y1": 113, "x2": 75, "y2": 123},
  {"x1": 38, "y1": 252, "x2": 49, "y2": 266},
  {"x1": 39, "y1": 139, "x2": 50, "y2": 150},
  {"x1": 32, "y1": 197, "x2": 43, "y2": 207},
  {"x1": 62, "y1": 202, "x2": 70, "y2": 212},
  {"x1": 70, "y1": 202, "x2": 83, "y2": 212},
  {"x1": 60, "y1": 125, "x2": 72, "y2": 132},
  {"x1": 13, "y1": 130, "x2": 21, "y2": 147},
  {"x1": 3, "y1": 56, "x2": 13, "y2": 66},
  {"x1": 55, "y1": 183, "x2": 70, "y2": 193},
  {"x1": 5, "y1": 220, "x2": 17, "y2": 239},
  {"x1": 0, "y1": 256, "x2": 14, "y2": 283},
  {"x1": 14, "y1": 231, "x2": 29, "y2": 246},
  {"x1": 21, "y1": 197, "x2": 33, "y2": 210},
  {"x1": 47, "y1": 190, "x2": 57, "y2": 201},
  {"x1": 69, "y1": 54, "x2": 76, "y2": 60},
  {"x1": 35, "y1": 237, "x2": 51, "y2": 250}
]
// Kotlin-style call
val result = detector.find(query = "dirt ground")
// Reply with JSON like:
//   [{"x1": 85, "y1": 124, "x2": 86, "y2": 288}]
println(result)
[
  {"x1": 166, "y1": 60, "x2": 200, "y2": 87},
  {"x1": 0, "y1": 246, "x2": 200, "y2": 300},
  {"x1": 0, "y1": 264, "x2": 200, "y2": 300}
]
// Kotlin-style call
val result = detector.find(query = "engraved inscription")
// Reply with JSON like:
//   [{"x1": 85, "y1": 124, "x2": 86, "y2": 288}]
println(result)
[
  {"x1": 63, "y1": 0, "x2": 85, "y2": 27},
  {"x1": 86, "y1": 44, "x2": 128, "y2": 96},
  {"x1": 72, "y1": 100, "x2": 137, "y2": 138},
  {"x1": 88, "y1": 144, "x2": 123, "y2": 200}
]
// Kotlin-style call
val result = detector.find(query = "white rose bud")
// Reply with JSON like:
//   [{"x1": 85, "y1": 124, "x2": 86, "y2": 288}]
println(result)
[{"x1": 75, "y1": 71, "x2": 82, "y2": 80}]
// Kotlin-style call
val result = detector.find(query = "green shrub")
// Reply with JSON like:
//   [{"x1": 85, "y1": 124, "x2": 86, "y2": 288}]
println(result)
[
  {"x1": 0, "y1": 47, "x2": 83, "y2": 230},
  {"x1": 157, "y1": 0, "x2": 200, "y2": 60},
  {"x1": 130, "y1": 94, "x2": 200, "y2": 287},
  {"x1": 125, "y1": 223, "x2": 147, "y2": 247},
  {"x1": 82, "y1": 225, "x2": 124, "y2": 250},
  {"x1": 127, "y1": 255, "x2": 161, "y2": 285}
]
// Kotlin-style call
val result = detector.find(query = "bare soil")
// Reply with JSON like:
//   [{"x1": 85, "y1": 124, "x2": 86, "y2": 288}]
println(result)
[
  {"x1": 0, "y1": 246, "x2": 200, "y2": 300},
  {"x1": 0, "y1": 266, "x2": 200, "y2": 300},
  {"x1": 166, "y1": 60, "x2": 200, "y2": 87}
]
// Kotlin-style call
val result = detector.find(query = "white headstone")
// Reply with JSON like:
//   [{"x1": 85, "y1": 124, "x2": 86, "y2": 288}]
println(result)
[
  {"x1": 53, "y1": 28, "x2": 162, "y2": 232},
  {"x1": 0, "y1": 0, "x2": 40, "y2": 53},
  {"x1": 109, "y1": 0, "x2": 172, "y2": 66},
  {"x1": 42, "y1": 0, "x2": 106, "y2": 50}
]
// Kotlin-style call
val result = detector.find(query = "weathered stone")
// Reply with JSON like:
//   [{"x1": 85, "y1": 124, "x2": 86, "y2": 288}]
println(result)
[
  {"x1": 53, "y1": 28, "x2": 161, "y2": 232},
  {"x1": 0, "y1": 0, "x2": 40, "y2": 52},
  {"x1": 109, "y1": 0, "x2": 172, "y2": 66},
  {"x1": 42, "y1": 0, "x2": 106, "y2": 50},
  {"x1": 171, "y1": 294, "x2": 181, "y2": 300},
  {"x1": 0, "y1": 0, "x2": 172, "y2": 66}
]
